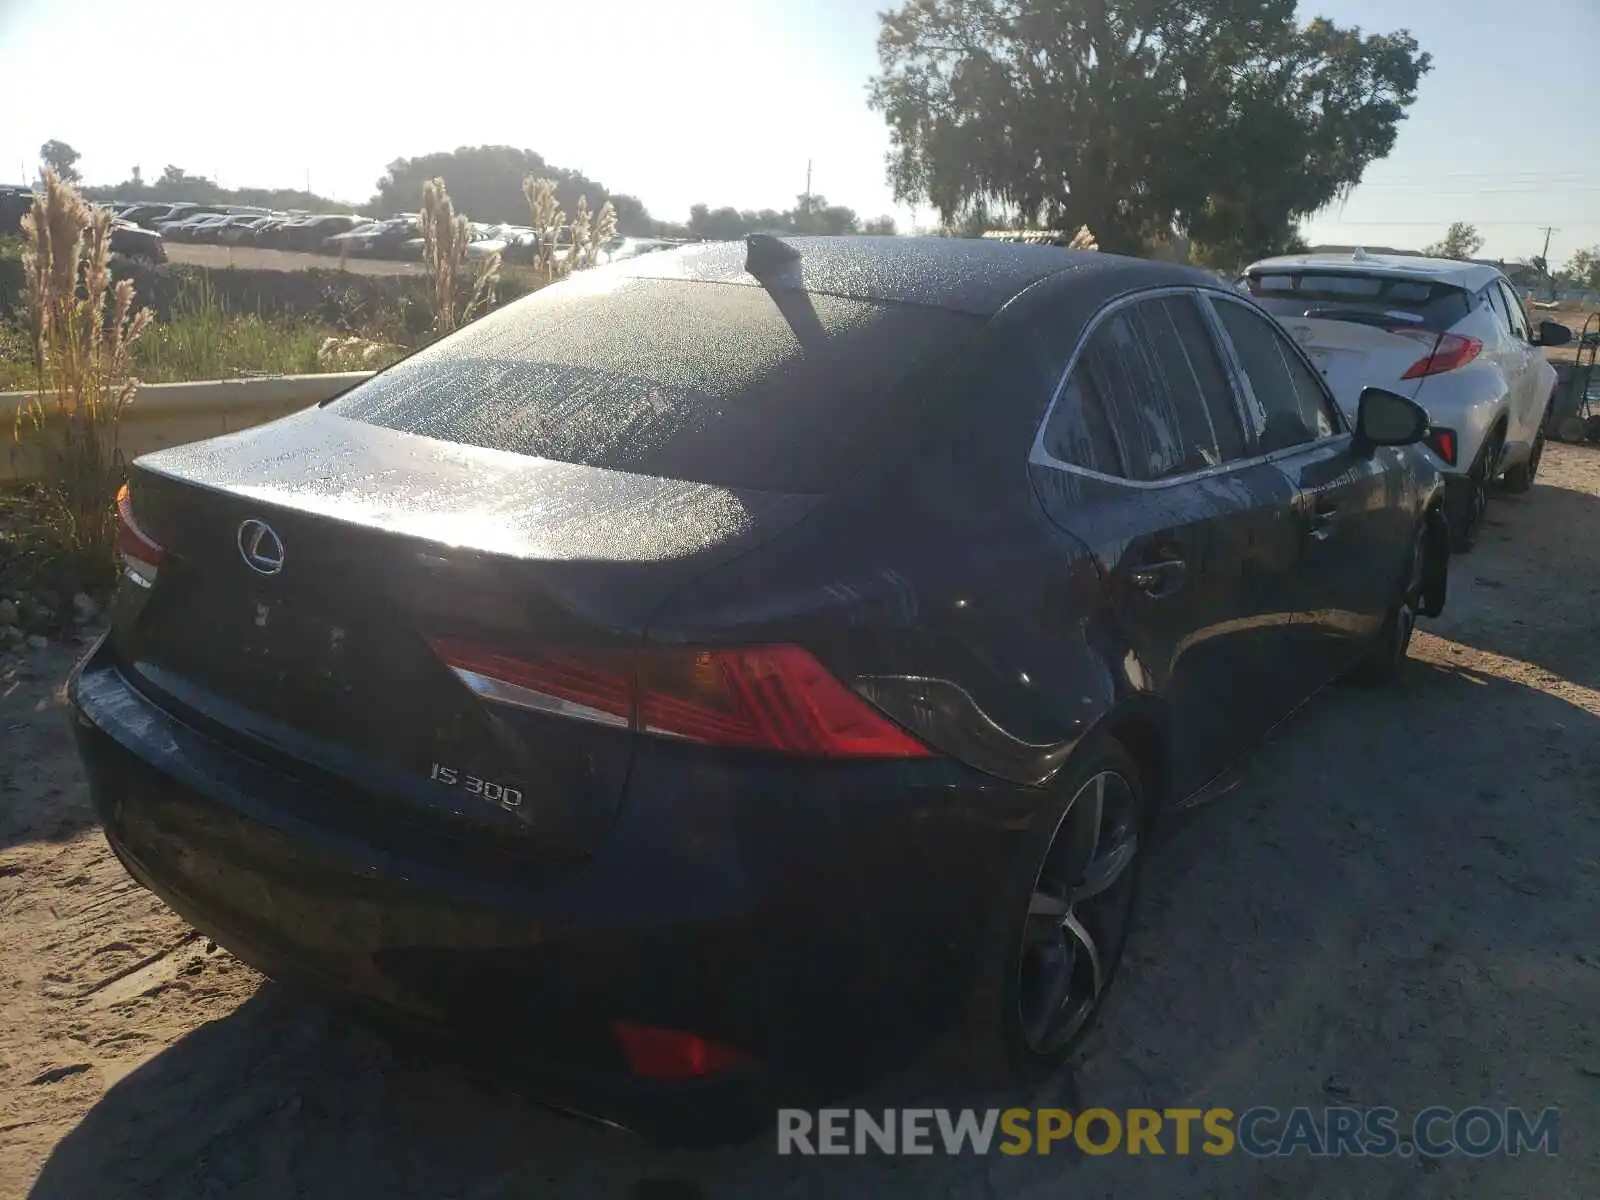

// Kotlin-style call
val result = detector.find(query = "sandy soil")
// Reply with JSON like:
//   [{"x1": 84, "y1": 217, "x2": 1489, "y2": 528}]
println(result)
[
  {"x1": 163, "y1": 243, "x2": 426, "y2": 277},
  {"x1": 3, "y1": 447, "x2": 1599, "y2": 1199}
]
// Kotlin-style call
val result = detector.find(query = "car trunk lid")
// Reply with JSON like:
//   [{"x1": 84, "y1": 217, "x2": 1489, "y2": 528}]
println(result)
[
  {"x1": 1273, "y1": 317, "x2": 1432, "y2": 419},
  {"x1": 112, "y1": 406, "x2": 820, "y2": 860}
]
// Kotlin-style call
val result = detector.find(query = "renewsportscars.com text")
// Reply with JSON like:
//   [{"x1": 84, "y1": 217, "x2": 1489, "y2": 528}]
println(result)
[{"x1": 776, "y1": 1106, "x2": 1560, "y2": 1158}]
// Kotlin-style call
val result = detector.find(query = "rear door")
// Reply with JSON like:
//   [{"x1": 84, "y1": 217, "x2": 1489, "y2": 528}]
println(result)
[
  {"x1": 1205, "y1": 292, "x2": 1405, "y2": 682},
  {"x1": 1029, "y1": 289, "x2": 1306, "y2": 798},
  {"x1": 1496, "y1": 279, "x2": 1543, "y2": 445}
]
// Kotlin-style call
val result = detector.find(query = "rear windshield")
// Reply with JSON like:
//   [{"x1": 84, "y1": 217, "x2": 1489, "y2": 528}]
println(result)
[
  {"x1": 1242, "y1": 271, "x2": 1471, "y2": 333},
  {"x1": 333, "y1": 275, "x2": 982, "y2": 492}
]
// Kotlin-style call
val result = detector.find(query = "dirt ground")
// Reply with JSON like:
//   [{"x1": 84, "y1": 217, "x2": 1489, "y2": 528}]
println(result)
[
  {"x1": 164, "y1": 242, "x2": 426, "y2": 277},
  {"x1": 3, "y1": 447, "x2": 1598, "y2": 1199}
]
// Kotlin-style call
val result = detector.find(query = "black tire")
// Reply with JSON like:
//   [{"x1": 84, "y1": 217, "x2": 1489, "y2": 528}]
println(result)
[
  {"x1": 1446, "y1": 427, "x2": 1501, "y2": 553},
  {"x1": 953, "y1": 733, "x2": 1148, "y2": 1083},
  {"x1": 1347, "y1": 521, "x2": 1426, "y2": 684}
]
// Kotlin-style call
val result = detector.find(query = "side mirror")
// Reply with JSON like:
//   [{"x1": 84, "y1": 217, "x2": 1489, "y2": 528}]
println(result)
[
  {"x1": 1535, "y1": 320, "x2": 1573, "y2": 348},
  {"x1": 1354, "y1": 387, "x2": 1429, "y2": 451}
]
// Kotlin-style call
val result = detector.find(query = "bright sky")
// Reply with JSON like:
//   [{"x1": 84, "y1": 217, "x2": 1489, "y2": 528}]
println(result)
[{"x1": 1, "y1": 0, "x2": 1595, "y2": 264}]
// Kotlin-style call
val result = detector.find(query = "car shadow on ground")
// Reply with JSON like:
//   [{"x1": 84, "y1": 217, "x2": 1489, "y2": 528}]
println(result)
[{"x1": 28, "y1": 647, "x2": 1599, "y2": 1199}]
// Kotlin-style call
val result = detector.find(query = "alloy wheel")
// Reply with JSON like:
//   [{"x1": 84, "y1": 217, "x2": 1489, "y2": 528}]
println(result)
[{"x1": 1016, "y1": 771, "x2": 1141, "y2": 1056}]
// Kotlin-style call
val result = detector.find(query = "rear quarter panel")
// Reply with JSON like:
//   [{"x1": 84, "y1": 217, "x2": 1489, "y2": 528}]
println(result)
[{"x1": 1409, "y1": 309, "x2": 1516, "y2": 471}]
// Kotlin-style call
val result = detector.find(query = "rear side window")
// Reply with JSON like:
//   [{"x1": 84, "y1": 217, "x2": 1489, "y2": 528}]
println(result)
[
  {"x1": 1213, "y1": 299, "x2": 1337, "y2": 452},
  {"x1": 333, "y1": 276, "x2": 981, "y2": 492},
  {"x1": 1497, "y1": 281, "x2": 1530, "y2": 341},
  {"x1": 1481, "y1": 284, "x2": 1510, "y2": 333},
  {"x1": 1043, "y1": 294, "x2": 1236, "y2": 481},
  {"x1": 1243, "y1": 271, "x2": 1471, "y2": 334}
]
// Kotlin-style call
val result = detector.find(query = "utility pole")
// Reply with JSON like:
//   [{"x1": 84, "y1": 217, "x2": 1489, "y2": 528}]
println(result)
[
  {"x1": 804, "y1": 160, "x2": 812, "y2": 215},
  {"x1": 1538, "y1": 226, "x2": 1558, "y2": 298}
]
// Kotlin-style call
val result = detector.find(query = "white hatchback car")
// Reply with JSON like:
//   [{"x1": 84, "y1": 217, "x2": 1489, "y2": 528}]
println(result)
[{"x1": 1240, "y1": 251, "x2": 1574, "y2": 550}]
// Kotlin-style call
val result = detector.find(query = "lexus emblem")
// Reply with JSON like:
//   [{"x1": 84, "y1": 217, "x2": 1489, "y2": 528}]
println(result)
[{"x1": 237, "y1": 519, "x2": 285, "y2": 576}]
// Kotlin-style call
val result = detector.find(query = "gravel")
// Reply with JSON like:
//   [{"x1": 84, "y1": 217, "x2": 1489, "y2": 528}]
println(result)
[{"x1": 3, "y1": 445, "x2": 1598, "y2": 1199}]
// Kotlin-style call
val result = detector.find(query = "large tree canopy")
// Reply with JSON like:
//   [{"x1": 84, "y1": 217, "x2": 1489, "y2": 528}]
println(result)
[
  {"x1": 868, "y1": 0, "x2": 1431, "y2": 261},
  {"x1": 39, "y1": 140, "x2": 82, "y2": 184},
  {"x1": 686, "y1": 193, "x2": 878, "y2": 240},
  {"x1": 369, "y1": 146, "x2": 655, "y2": 234}
]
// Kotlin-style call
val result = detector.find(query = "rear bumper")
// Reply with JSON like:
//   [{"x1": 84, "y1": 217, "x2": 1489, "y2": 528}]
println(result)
[{"x1": 68, "y1": 639, "x2": 1030, "y2": 1136}]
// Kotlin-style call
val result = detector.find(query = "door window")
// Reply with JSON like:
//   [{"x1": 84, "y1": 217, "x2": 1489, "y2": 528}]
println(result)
[
  {"x1": 1151, "y1": 293, "x2": 1249, "y2": 464},
  {"x1": 1211, "y1": 298, "x2": 1338, "y2": 453},
  {"x1": 1041, "y1": 293, "x2": 1252, "y2": 481},
  {"x1": 1481, "y1": 284, "x2": 1511, "y2": 334},
  {"x1": 1039, "y1": 364, "x2": 1125, "y2": 477},
  {"x1": 1497, "y1": 281, "x2": 1530, "y2": 342}
]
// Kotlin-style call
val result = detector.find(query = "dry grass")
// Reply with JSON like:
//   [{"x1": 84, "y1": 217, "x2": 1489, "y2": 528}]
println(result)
[
  {"x1": 12, "y1": 171, "x2": 153, "y2": 589},
  {"x1": 419, "y1": 177, "x2": 498, "y2": 335},
  {"x1": 522, "y1": 176, "x2": 618, "y2": 286}
]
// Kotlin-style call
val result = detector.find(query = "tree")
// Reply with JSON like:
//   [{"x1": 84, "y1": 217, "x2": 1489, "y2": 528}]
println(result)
[
  {"x1": 39, "y1": 140, "x2": 81, "y2": 184},
  {"x1": 80, "y1": 164, "x2": 351, "y2": 214},
  {"x1": 370, "y1": 146, "x2": 655, "y2": 233},
  {"x1": 686, "y1": 195, "x2": 866, "y2": 240},
  {"x1": 868, "y1": 1, "x2": 1431, "y2": 258},
  {"x1": 1424, "y1": 222, "x2": 1484, "y2": 260},
  {"x1": 1560, "y1": 246, "x2": 1599, "y2": 291},
  {"x1": 862, "y1": 215, "x2": 898, "y2": 235},
  {"x1": 790, "y1": 192, "x2": 860, "y2": 235}
]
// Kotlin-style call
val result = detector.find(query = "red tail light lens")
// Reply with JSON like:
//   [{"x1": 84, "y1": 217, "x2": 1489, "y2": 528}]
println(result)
[
  {"x1": 427, "y1": 638, "x2": 935, "y2": 759},
  {"x1": 1426, "y1": 427, "x2": 1458, "y2": 466},
  {"x1": 611, "y1": 1022, "x2": 754, "y2": 1079},
  {"x1": 1397, "y1": 332, "x2": 1483, "y2": 380},
  {"x1": 114, "y1": 483, "x2": 166, "y2": 585}
]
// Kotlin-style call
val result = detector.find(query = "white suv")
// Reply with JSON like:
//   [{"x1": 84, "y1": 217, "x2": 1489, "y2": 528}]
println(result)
[{"x1": 1240, "y1": 251, "x2": 1574, "y2": 551}]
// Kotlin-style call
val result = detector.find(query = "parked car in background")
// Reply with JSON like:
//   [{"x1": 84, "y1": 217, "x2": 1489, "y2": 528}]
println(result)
[
  {"x1": 279, "y1": 213, "x2": 367, "y2": 251},
  {"x1": 157, "y1": 214, "x2": 233, "y2": 241},
  {"x1": 324, "y1": 217, "x2": 418, "y2": 258},
  {"x1": 217, "y1": 215, "x2": 281, "y2": 245},
  {"x1": 140, "y1": 203, "x2": 232, "y2": 229},
  {"x1": 598, "y1": 237, "x2": 692, "y2": 265},
  {"x1": 189, "y1": 214, "x2": 269, "y2": 245},
  {"x1": 109, "y1": 220, "x2": 167, "y2": 263},
  {"x1": 1241, "y1": 250, "x2": 1574, "y2": 551},
  {"x1": 76, "y1": 236, "x2": 1449, "y2": 1144},
  {"x1": 0, "y1": 185, "x2": 34, "y2": 231},
  {"x1": 244, "y1": 216, "x2": 294, "y2": 246}
]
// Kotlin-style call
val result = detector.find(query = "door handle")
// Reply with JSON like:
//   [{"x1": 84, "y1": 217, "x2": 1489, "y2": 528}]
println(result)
[
  {"x1": 1128, "y1": 557, "x2": 1187, "y2": 597},
  {"x1": 1309, "y1": 504, "x2": 1339, "y2": 541}
]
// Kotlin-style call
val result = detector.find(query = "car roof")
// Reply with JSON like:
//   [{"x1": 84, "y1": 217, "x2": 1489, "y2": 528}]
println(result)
[
  {"x1": 611, "y1": 235, "x2": 1217, "y2": 316},
  {"x1": 1245, "y1": 251, "x2": 1504, "y2": 290}
]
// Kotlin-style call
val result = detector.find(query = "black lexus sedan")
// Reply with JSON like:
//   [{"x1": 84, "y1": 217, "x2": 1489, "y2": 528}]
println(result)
[{"x1": 70, "y1": 235, "x2": 1449, "y2": 1140}]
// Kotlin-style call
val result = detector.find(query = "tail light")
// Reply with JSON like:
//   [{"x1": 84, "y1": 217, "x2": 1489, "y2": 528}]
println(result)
[
  {"x1": 427, "y1": 638, "x2": 935, "y2": 759},
  {"x1": 1425, "y1": 427, "x2": 1457, "y2": 466},
  {"x1": 1395, "y1": 331, "x2": 1483, "y2": 380},
  {"x1": 611, "y1": 1022, "x2": 754, "y2": 1079},
  {"x1": 114, "y1": 483, "x2": 166, "y2": 586}
]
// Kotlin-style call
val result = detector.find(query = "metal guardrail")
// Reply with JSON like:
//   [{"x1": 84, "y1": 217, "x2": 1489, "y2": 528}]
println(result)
[{"x1": 0, "y1": 372, "x2": 375, "y2": 484}]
